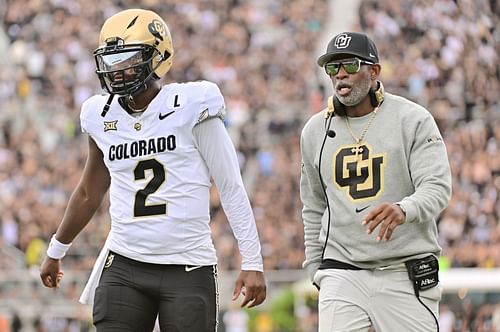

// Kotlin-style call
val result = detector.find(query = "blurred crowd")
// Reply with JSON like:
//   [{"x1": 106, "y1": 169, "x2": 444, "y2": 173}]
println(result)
[
  {"x1": 0, "y1": 0, "x2": 499, "y2": 331},
  {"x1": 357, "y1": 0, "x2": 500, "y2": 269},
  {"x1": 0, "y1": 0, "x2": 327, "y2": 272}
]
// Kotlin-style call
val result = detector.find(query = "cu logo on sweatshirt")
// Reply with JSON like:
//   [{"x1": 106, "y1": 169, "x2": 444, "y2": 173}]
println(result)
[{"x1": 334, "y1": 144, "x2": 385, "y2": 200}]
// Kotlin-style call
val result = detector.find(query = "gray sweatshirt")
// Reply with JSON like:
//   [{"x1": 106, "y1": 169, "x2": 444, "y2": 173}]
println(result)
[{"x1": 300, "y1": 92, "x2": 452, "y2": 282}]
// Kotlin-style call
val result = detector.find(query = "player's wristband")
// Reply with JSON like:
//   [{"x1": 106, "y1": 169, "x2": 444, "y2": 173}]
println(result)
[{"x1": 46, "y1": 234, "x2": 72, "y2": 259}]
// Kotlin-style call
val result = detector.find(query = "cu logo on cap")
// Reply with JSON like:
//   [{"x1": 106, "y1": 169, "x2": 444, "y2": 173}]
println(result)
[{"x1": 335, "y1": 33, "x2": 351, "y2": 49}]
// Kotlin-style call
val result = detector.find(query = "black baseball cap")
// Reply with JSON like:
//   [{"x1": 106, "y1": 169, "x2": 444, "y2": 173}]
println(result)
[{"x1": 317, "y1": 32, "x2": 379, "y2": 67}]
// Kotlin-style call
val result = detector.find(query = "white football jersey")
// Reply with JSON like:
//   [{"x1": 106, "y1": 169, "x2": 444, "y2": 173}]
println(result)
[{"x1": 81, "y1": 81, "x2": 227, "y2": 265}]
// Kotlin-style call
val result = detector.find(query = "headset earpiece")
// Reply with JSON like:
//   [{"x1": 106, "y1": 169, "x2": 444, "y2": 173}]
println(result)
[
  {"x1": 333, "y1": 96, "x2": 347, "y2": 116},
  {"x1": 324, "y1": 94, "x2": 347, "y2": 117},
  {"x1": 324, "y1": 95, "x2": 334, "y2": 119},
  {"x1": 369, "y1": 81, "x2": 385, "y2": 108},
  {"x1": 326, "y1": 81, "x2": 384, "y2": 118},
  {"x1": 324, "y1": 96, "x2": 336, "y2": 137}
]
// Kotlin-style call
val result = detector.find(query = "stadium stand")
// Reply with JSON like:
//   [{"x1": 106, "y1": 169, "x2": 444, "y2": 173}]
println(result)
[{"x1": 0, "y1": 0, "x2": 498, "y2": 331}]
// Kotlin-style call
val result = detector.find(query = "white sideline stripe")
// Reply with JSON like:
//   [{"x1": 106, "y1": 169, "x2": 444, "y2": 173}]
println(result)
[{"x1": 213, "y1": 265, "x2": 219, "y2": 332}]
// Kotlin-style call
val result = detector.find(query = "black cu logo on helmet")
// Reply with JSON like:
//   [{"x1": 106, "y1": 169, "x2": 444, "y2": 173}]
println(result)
[
  {"x1": 334, "y1": 33, "x2": 351, "y2": 49},
  {"x1": 334, "y1": 144, "x2": 385, "y2": 200},
  {"x1": 148, "y1": 19, "x2": 165, "y2": 41}
]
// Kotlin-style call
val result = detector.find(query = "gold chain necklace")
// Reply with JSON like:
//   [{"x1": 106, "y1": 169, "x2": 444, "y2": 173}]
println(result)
[{"x1": 344, "y1": 107, "x2": 380, "y2": 159}]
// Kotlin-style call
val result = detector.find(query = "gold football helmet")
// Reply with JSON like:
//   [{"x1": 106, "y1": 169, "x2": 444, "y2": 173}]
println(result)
[{"x1": 94, "y1": 9, "x2": 174, "y2": 96}]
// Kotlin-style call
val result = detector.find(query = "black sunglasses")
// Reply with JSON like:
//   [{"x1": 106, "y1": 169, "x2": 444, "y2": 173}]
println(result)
[{"x1": 324, "y1": 58, "x2": 374, "y2": 76}]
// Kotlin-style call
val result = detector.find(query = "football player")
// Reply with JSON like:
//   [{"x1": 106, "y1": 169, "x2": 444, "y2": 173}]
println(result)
[{"x1": 40, "y1": 8, "x2": 266, "y2": 331}]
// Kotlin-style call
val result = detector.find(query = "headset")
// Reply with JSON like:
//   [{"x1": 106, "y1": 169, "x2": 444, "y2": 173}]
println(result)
[
  {"x1": 317, "y1": 82, "x2": 438, "y2": 331},
  {"x1": 317, "y1": 81, "x2": 384, "y2": 260}
]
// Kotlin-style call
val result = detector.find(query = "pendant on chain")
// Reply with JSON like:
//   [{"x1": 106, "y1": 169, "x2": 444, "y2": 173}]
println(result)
[
  {"x1": 345, "y1": 108, "x2": 380, "y2": 160},
  {"x1": 351, "y1": 144, "x2": 364, "y2": 159}
]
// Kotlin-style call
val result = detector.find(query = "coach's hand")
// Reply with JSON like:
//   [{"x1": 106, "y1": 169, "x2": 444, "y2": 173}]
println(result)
[
  {"x1": 232, "y1": 270, "x2": 266, "y2": 308},
  {"x1": 40, "y1": 256, "x2": 64, "y2": 288},
  {"x1": 363, "y1": 203, "x2": 406, "y2": 242}
]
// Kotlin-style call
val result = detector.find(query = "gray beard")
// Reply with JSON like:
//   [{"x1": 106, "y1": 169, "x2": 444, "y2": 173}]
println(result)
[{"x1": 336, "y1": 77, "x2": 372, "y2": 106}]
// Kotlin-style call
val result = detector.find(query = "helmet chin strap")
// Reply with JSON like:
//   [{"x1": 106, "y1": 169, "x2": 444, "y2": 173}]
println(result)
[
  {"x1": 128, "y1": 82, "x2": 147, "y2": 100},
  {"x1": 101, "y1": 94, "x2": 115, "y2": 117},
  {"x1": 125, "y1": 58, "x2": 164, "y2": 105}
]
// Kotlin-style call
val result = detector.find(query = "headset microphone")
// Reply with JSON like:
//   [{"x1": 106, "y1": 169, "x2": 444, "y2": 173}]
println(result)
[{"x1": 318, "y1": 95, "x2": 336, "y2": 263}]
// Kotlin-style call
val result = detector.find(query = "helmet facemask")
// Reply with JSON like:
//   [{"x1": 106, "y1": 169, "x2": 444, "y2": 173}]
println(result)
[{"x1": 94, "y1": 40, "x2": 166, "y2": 96}]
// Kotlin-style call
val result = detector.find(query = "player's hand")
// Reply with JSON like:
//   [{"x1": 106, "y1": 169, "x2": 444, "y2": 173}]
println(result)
[
  {"x1": 40, "y1": 256, "x2": 64, "y2": 288},
  {"x1": 232, "y1": 270, "x2": 266, "y2": 308},
  {"x1": 362, "y1": 203, "x2": 405, "y2": 242}
]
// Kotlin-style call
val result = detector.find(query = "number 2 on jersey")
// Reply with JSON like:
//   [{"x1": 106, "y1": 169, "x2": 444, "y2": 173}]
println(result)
[{"x1": 134, "y1": 159, "x2": 167, "y2": 217}]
